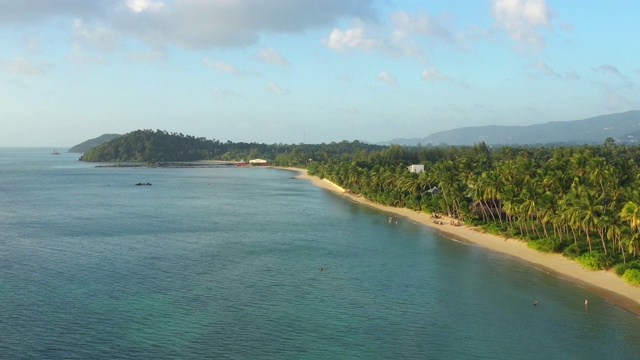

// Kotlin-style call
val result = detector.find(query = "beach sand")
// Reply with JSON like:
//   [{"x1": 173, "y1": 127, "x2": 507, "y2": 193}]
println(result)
[{"x1": 281, "y1": 167, "x2": 640, "y2": 316}]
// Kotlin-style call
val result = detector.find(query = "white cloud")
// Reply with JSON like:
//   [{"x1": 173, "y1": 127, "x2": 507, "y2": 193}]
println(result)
[
  {"x1": 212, "y1": 87, "x2": 245, "y2": 100},
  {"x1": 337, "y1": 106, "x2": 359, "y2": 115},
  {"x1": 128, "y1": 50, "x2": 166, "y2": 61},
  {"x1": 66, "y1": 53, "x2": 107, "y2": 64},
  {"x1": 23, "y1": 35, "x2": 41, "y2": 54},
  {"x1": 492, "y1": 0, "x2": 551, "y2": 51},
  {"x1": 257, "y1": 48, "x2": 290, "y2": 66},
  {"x1": 323, "y1": 26, "x2": 383, "y2": 51},
  {"x1": 66, "y1": 43, "x2": 107, "y2": 64},
  {"x1": 0, "y1": 56, "x2": 51, "y2": 75},
  {"x1": 593, "y1": 64, "x2": 625, "y2": 78},
  {"x1": 267, "y1": 81, "x2": 290, "y2": 95},
  {"x1": 340, "y1": 74, "x2": 353, "y2": 82},
  {"x1": 324, "y1": 12, "x2": 441, "y2": 62},
  {"x1": 528, "y1": 60, "x2": 580, "y2": 81},
  {"x1": 376, "y1": 71, "x2": 398, "y2": 86},
  {"x1": 421, "y1": 67, "x2": 449, "y2": 82},
  {"x1": 0, "y1": 0, "x2": 375, "y2": 49},
  {"x1": 532, "y1": 60, "x2": 555, "y2": 77},
  {"x1": 203, "y1": 59, "x2": 245, "y2": 76},
  {"x1": 391, "y1": 11, "x2": 454, "y2": 43},
  {"x1": 0, "y1": 0, "x2": 105, "y2": 24},
  {"x1": 126, "y1": 0, "x2": 165, "y2": 13},
  {"x1": 116, "y1": 0, "x2": 376, "y2": 49},
  {"x1": 563, "y1": 71, "x2": 579, "y2": 80},
  {"x1": 73, "y1": 19, "x2": 118, "y2": 52},
  {"x1": 528, "y1": 59, "x2": 558, "y2": 79},
  {"x1": 324, "y1": 24, "x2": 427, "y2": 61}
]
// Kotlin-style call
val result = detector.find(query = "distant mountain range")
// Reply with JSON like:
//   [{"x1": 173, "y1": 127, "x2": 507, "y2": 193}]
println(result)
[
  {"x1": 71, "y1": 111, "x2": 640, "y2": 151},
  {"x1": 68, "y1": 134, "x2": 121, "y2": 153},
  {"x1": 383, "y1": 110, "x2": 640, "y2": 146}
]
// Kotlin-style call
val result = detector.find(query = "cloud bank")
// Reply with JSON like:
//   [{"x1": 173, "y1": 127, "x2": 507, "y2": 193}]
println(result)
[
  {"x1": 491, "y1": 0, "x2": 551, "y2": 51},
  {"x1": 0, "y1": 0, "x2": 376, "y2": 50}
]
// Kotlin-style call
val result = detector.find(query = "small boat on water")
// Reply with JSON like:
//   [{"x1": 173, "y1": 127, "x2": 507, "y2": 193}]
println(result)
[{"x1": 51, "y1": 150, "x2": 61, "y2": 155}]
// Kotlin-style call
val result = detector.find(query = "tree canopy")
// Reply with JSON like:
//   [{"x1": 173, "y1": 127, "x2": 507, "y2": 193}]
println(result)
[{"x1": 79, "y1": 129, "x2": 386, "y2": 163}]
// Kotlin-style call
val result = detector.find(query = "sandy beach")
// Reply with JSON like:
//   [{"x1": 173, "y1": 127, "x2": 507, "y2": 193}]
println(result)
[{"x1": 280, "y1": 167, "x2": 640, "y2": 316}]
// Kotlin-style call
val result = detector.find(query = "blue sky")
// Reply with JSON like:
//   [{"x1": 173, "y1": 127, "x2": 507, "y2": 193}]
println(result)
[{"x1": 1, "y1": 0, "x2": 638, "y2": 147}]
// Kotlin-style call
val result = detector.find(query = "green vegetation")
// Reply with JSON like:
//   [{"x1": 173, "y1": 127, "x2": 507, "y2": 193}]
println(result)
[
  {"x1": 613, "y1": 260, "x2": 640, "y2": 276},
  {"x1": 68, "y1": 133, "x2": 121, "y2": 153},
  {"x1": 79, "y1": 129, "x2": 385, "y2": 163},
  {"x1": 81, "y1": 128, "x2": 640, "y2": 286},
  {"x1": 576, "y1": 251, "x2": 611, "y2": 270},
  {"x1": 527, "y1": 237, "x2": 562, "y2": 253},
  {"x1": 622, "y1": 269, "x2": 640, "y2": 286}
]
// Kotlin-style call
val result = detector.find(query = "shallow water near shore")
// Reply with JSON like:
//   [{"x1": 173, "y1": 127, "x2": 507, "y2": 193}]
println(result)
[{"x1": 2, "y1": 148, "x2": 640, "y2": 359}]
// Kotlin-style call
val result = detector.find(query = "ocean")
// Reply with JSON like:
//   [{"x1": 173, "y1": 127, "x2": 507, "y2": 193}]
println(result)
[{"x1": 1, "y1": 148, "x2": 639, "y2": 359}]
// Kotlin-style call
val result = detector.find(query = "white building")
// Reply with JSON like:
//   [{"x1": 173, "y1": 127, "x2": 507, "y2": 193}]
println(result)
[
  {"x1": 408, "y1": 164, "x2": 424, "y2": 174},
  {"x1": 249, "y1": 158, "x2": 268, "y2": 166}
]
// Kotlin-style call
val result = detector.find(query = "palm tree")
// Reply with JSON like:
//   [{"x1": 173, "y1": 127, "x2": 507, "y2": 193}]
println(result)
[
  {"x1": 560, "y1": 190, "x2": 581, "y2": 250},
  {"x1": 576, "y1": 189, "x2": 604, "y2": 253},
  {"x1": 501, "y1": 184, "x2": 520, "y2": 230},
  {"x1": 587, "y1": 156, "x2": 608, "y2": 196},
  {"x1": 519, "y1": 181, "x2": 543, "y2": 239},
  {"x1": 429, "y1": 160, "x2": 457, "y2": 216},
  {"x1": 467, "y1": 175, "x2": 489, "y2": 222},
  {"x1": 481, "y1": 169, "x2": 504, "y2": 227},
  {"x1": 620, "y1": 200, "x2": 640, "y2": 257},
  {"x1": 606, "y1": 220, "x2": 623, "y2": 261},
  {"x1": 369, "y1": 166, "x2": 383, "y2": 192},
  {"x1": 620, "y1": 200, "x2": 640, "y2": 231},
  {"x1": 538, "y1": 192, "x2": 557, "y2": 239}
]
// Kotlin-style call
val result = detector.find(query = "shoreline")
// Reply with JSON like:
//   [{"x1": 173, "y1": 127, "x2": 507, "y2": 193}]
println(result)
[{"x1": 279, "y1": 167, "x2": 640, "y2": 316}]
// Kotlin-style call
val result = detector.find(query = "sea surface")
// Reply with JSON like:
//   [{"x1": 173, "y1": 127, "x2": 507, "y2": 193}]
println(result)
[{"x1": 1, "y1": 148, "x2": 640, "y2": 359}]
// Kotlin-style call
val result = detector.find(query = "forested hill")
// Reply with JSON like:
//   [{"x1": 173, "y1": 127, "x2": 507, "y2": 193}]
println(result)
[
  {"x1": 78, "y1": 129, "x2": 386, "y2": 163},
  {"x1": 68, "y1": 133, "x2": 121, "y2": 153},
  {"x1": 385, "y1": 110, "x2": 640, "y2": 146},
  {"x1": 80, "y1": 130, "x2": 220, "y2": 162}
]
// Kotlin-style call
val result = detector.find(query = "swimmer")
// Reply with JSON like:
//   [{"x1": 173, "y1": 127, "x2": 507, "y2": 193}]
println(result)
[{"x1": 533, "y1": 300, "x2": 538, "y2": 306}]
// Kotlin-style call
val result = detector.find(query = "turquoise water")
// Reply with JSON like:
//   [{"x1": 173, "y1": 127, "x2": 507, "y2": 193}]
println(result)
[{"x1": 1, "y1": 148, "x2": 640, "y2": 359}]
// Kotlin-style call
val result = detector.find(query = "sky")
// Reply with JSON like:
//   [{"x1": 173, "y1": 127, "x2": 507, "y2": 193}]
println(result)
[{"x1": 0, "y1": 0, "x2": 638, "y2": 147}]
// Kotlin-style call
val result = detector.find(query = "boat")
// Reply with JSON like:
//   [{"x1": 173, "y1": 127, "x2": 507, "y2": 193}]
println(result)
[{"x1": 51, "y1": 150, "x2": 61, "y2": 155}]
